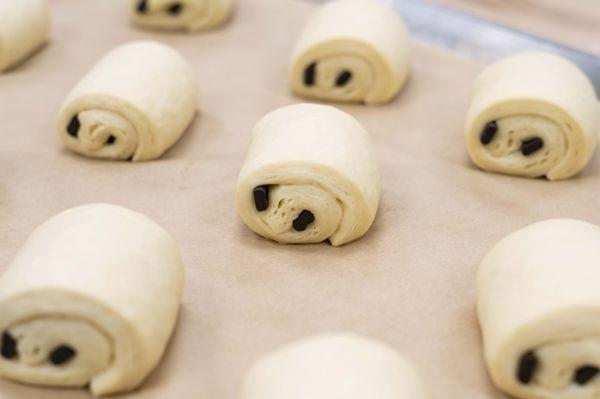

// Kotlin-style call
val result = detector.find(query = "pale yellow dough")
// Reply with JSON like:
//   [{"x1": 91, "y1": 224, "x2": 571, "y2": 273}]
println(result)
[
  {"x1": 0, "y1": 204, "x2": 184, "y2": 396},
  {"x1": 478, "y1": 219, "x2": 600, "y2": 399},
  {"x1": 130, "y1": 0, "x2": 234, "y2": 32},
  {"x1": 236, "y1": 103, "x2": 381, "y2": 246},
  {"x1": 290, "y1": 0, "x2": 410, "y2": 105},
  {"x1": 466, "y1": 52, "x2": 599, "y2": 181},
  {"x1": 57, "y1": 41, "x2": 198, "y2": 161},
  {"x1": 0, "y1": 0, "x2": 50, "y2": 72},
  {"x1": 240, "y1": 334, "x2": 429, "y2": 399}
]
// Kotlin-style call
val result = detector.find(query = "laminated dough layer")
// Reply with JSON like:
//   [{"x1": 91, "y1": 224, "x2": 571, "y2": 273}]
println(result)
[
  {"x1": 239, "y1": 334, "x2": 430, "y2": 399},
  {"x1": 57, "y1": 41, "x2": 198, "y2": 161},
  {"x1": 0, "y1": 0, "x2": 50, "y2": 72},
  {"x1": 130, "y1": 0, "x2": 234, "y2": 32},
  {"x1": 478, "y1": 219, "x2": 600, "y2": 399},
  {"x1": 289, "y1": 0, "x2": 410, "y2": 105},
  {"x1": 465, "y1": 52, "x2": 599, "y2": 181},
  {"x1": 236, "y1": 103, "x2": 381, "y2": 246},
  {"x1": 0, "y1": 204, "x2": 184, "y2": 396}
]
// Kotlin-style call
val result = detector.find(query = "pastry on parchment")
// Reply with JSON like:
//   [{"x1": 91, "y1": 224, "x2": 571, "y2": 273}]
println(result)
[
  {"x1": 0, "y1": 0, "x2": 50, "y2": 72},
  {"x1": 240, "y1": 334, "x2": 430, "y2": 399},
  {"x1": 236, "y1": 103, "x2": 381, "y2": 246},
  {"x1": 131, "y1": 0, "x2": 234, "y2": 32},
  {"x1": 466, "y1": 52, "x2": 599, "y2": 181},
  {"x1": 57, "y1": 41, "x2": 197, "y2": 161},
  {"x1": 290, "y1": 0, "x2": 410, "y2": 105},
  {"x1": 478, "y1": 219, "x2": 600, "y2": 399},
  {"x1": 0, "y1": 203, "x2": 184, "y2": 396}
]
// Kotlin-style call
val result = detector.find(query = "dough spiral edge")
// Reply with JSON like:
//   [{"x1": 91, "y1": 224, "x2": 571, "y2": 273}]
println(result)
[
  {"x1": 0, "y1": 291, "x2": 143, "y2": 396},
  {"x1": 0, "y1": 203, "x2": 184, "y2": 396},
  {"x1": 465, "y1": 52, "x2": 598, "y2": 181},
  {"x1": 236, "y1": 104, "x2": 380, "y2": 246},
  {"x1": 289, "y1": 0, "x2": 410, "y2": 105},
  {"x1": 478, "y1": 219, "x2": 600, "y2": 399},
  {"x1": 57, "y1": 41, "x2": 197, "y2": 162},
  {"x1": 237, "y1": 163, "x2": 373, "y2": 246},
  {"x1": 57, "y1": 98, "x2": 147, "y2": 161}
]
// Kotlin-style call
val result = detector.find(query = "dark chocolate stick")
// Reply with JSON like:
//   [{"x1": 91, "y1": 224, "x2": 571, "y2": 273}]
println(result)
[
  {"x1": 304, "y1": 62, "x2": 317, "y2": 86},
  {"x1": 253, "y1": 186, "x2": 269, "y2": 212},
  {"x1": 49, "y1": 345, "x2": 76, "y2": 366},
  {"x1": 67, "y1": 115, "x2": 80, "y2": 138},
  {"x1": 293, "y1": 210, "x2": 315, "y2": 231},
  {"x1": 574, "y1": 366, "x2": 600, "y2": 385},
  {"x1": 167, "y1": 2, "x2": 183, "y2": 15},
  {"x1": 521, "y1": 137, "x2": 544, "y2": 156},
  {"x1": 480, "y1": 121, "x2": 498, "y2": 145},
  {"x1": 517, "y1": 350, "x2": 538, "y2": 384},
  {"x1": 1, "y1": 332, "x2": 18, "y2": 360},
  {"x1": 335, "y1": 71, "x2": 353, "y2": 87}
]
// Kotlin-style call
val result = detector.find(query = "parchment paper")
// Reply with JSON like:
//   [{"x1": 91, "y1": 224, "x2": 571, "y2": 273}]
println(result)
[{"x1": 0, "y1": 1, "x2": 598, "y2": 398}]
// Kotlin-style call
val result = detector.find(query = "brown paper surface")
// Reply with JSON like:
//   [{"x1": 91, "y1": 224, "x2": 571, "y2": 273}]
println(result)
[{"x1": 0, "y1": 0, "x2": 598, "y2": 398}]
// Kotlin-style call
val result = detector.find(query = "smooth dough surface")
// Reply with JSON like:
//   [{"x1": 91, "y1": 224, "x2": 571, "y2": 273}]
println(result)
[
  {"x1": 236, "y1": 103, "x2": 380, "y2": 246},
  {"x1": 0, "y1": 204, "x2": 184, "y2": 396},
  {"x1": 465, "y1": 52, "x2": 599, "y2": 181},
  {"x1": 239, "y1": 334, "x2": 429, "y2": 399},
  {"x1": 478, "y1": 219, "x2": 600, "y2": 399},
  {"x1": 290, "y1": 0, "x2": 410, "y2": 105},
  {"x1": 0, "y1": 0, "x2": 50, "y2": 72},
  {"x1": 130, "y1": 0, "x2": 234, "y2": 32},
  {"x1": 57, "y1": 41, "x2": 198, "y2": 161}
]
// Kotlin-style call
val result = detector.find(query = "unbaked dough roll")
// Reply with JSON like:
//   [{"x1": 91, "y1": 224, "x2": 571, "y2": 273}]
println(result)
[
  {"x1": 290, "y1": 0, "x2": 410, "y2": 105},
  {"x1": 477, "y1": 219, "x2": 600, "y2": 399},
  {"x1": 240, "y1": 334, "x2": 430, "y2": 399},
  {"x1": 130, "y1": 0, "x2": 234, "y2": 32},
  {"x1": 57, "y1": 41, "x2": 197, "y2": 161},
  {"x1": 236, "y1": 103, "x2": 380, "y2": 246},
  {"x1": 466, "y1": 52, "x2": 599, "y2": 181},
  {"x1": 0, "y1": 204, "x2": 184, "y2": 396},
  {"x1": 0, "y1": 0, "x2": 50, "y2": 72}
]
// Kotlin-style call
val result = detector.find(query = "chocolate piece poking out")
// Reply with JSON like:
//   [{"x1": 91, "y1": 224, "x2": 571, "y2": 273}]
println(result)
[
  {"x1": 1, "y1": 332, "x2": 18, "y2": 360},
  {"x1": 517, "y1": 350, "x2": 538, "y2": 384},
  {"x1": 304, "y1": 62, "x2": 317, "y2": 86},
  {"x1": 49, "y1": 345, "x2": 76, "y2": 366},
  {"x1": 480, "y1": 121, "x2": 498, "y2": 145},
  {"x1": 521, "y1": 137, "x2": 544, "y2": 156},
  {"x1": 137, "y1": 0, "x2": 148, "y2": 13},
  {"x1": 106, "y1": 135, "x2": 116, "y2": 145},
  {"x1": 335, "y1": 70, "x2": 352, "y2": 87},
  {"x1": 253, "y1": 185, "x2": 269, "y2": 212},
  {"x1": 574, "y1": 366, "x2": 600, "y2": 385},
  {"x1": 293, "y1": 210, "x2": 315, "y2": 232},
  {"x1": 67, "y1": 115, "x2": 80, "y2": 138},
  {"x1": 167, "y1": 2, "x2": 183, "y2": 15}
]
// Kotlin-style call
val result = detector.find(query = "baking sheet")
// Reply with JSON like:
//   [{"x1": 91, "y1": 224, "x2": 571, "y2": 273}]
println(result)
[
  {"x1": 430, "y1": 0, "x2": 600, "y2": 56},
  {"x1": 0, "y1": 0, "x2": 599, "y2": 398}
]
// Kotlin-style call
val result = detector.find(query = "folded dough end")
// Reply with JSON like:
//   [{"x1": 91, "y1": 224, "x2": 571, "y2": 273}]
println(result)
[
  {"x1": 465, "y1": 52, "x2": 599, "y2": 181},
  {"x1": 290, "y1": 39, "x2": 407, "y2": 105},
  {"x1": 0, "y1": 203, "x2": 184, "y2": 396},
  {"x1": 0, "y1": 289, "x2": 146, "y2": 396},
  {"x1": 478, "y1": 218, "x2": 600, "y2": 399},
  {"x1": 57, "y1": 41, "x2": 197, "y2": 162},
  {"x1": 289, "y1": 0, "x2": 410, "y2": 105},
  {"x1": 130, "y1": 0, "x2": 235, "y2": 32},
  {"x1": 236, "y1": 104, "x2": 380, "y2": 246}
]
